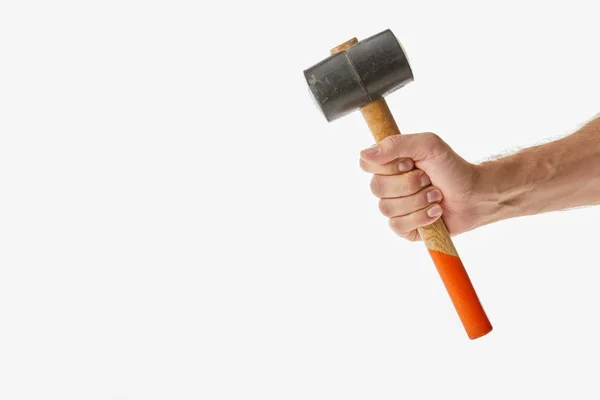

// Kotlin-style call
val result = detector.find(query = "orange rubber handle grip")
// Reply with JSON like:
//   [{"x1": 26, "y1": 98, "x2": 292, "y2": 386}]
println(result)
[{"x1": 330, "y1": 39, "x2": 492, "y2": 339}]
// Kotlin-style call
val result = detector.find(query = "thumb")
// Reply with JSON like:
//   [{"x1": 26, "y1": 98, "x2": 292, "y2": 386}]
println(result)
[{"x1": 359, "y1": 133, "x2": 445, "y2": 165}]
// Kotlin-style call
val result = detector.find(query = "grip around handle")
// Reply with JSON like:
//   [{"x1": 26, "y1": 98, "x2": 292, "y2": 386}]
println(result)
[{"x1": 362, "y1": 99, "x2": 492, "y2": 340}]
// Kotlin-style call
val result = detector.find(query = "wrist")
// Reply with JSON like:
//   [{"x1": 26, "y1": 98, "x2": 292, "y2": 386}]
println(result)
[{"x1": 470, "y1": 157, "x2": 528, "y2": 227}]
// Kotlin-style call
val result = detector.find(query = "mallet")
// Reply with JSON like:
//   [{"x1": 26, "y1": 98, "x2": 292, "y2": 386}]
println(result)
[{"x1": 303, "y1": 29, "x2": 492, "y2": 340}]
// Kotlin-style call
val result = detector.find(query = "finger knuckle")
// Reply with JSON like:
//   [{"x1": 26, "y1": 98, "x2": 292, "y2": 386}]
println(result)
[
  {"x1": 385, "y1": 134, "x2": 402, "y2": 146},
  {"x1": 423, "y1": 132, "x2": 441, "y2": 144},
  {"x1": 389, "y1": 217, "x2": 408, "y2": 234},
  {"x1": 370, "y1": 176, "x2": 384, "y2": 197},
  {"x1": 380, "y1": 134, "x2": 402, "y2": 152},
  {"x1": 378, "y1": 199, "x2": 392, "y2": 217},
  {"x1": 359, "y1": 158, "x2": 369, "y2": 172},
  {"x1": 401, "y1": 230, "x2": 418, "y2": 242},
  {"x1": 423, "y1": 132, "x2": 447, "y2": 152}
]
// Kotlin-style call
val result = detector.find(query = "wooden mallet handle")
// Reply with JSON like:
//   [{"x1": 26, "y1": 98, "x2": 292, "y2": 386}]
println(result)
[{"x1": 332, "y1": 39, "x2": 492, "y2": 340}]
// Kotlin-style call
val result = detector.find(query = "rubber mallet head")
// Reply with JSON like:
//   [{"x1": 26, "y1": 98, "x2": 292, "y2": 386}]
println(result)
[{"x1": 303, "y1": 29, "x2": 414, "y2": 122}]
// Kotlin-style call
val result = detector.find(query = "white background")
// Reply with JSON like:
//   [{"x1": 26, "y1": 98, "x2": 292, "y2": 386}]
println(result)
[{"x1": 2, "y1": 1, "x2": 600, "y2": 399}]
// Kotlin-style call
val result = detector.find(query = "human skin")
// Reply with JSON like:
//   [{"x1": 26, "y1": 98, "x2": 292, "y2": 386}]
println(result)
[{"x1": 359, "y1": 115, "x2": 600, "y2": 241}]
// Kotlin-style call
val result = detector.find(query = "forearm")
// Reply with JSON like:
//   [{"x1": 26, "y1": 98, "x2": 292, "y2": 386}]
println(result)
[{"x1": 476, "y1": 116, "x2": 600, "y2": 225}]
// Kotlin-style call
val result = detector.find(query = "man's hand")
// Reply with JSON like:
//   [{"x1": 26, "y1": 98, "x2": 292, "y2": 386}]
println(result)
[
  {"x1": 359, "y1": 132, "x2": 487, "y2": 241},
  {"x1": 360, "y1": 116, "x2": 600, "y2": 242}
]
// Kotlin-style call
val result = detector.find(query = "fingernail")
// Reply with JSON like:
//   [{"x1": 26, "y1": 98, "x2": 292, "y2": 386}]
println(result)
[
  {"x1": 420, "y1": 174, "x2": 431, "y2": 188},
  {"x1": 361, "y1": 145, "x2": 379, "y2": 156},
  {"x1": 397, "y1": 159, "x2": 413, "y2": 172},
  {"x1": 427, "y1": 205, "x2": 442, "y2": 218},
  {"x1": 426, "y1": 189, "x2": 442, "y2": 203}
]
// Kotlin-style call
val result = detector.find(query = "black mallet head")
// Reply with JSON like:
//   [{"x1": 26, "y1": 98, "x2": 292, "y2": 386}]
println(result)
[{"x1": 303, "y1": 29, "x2": 414, "y2": 122}]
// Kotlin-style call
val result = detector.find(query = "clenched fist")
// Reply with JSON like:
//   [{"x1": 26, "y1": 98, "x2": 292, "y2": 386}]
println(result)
[{"x1": 360, "y1": 132, "x2": 487, "y2": 241}]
